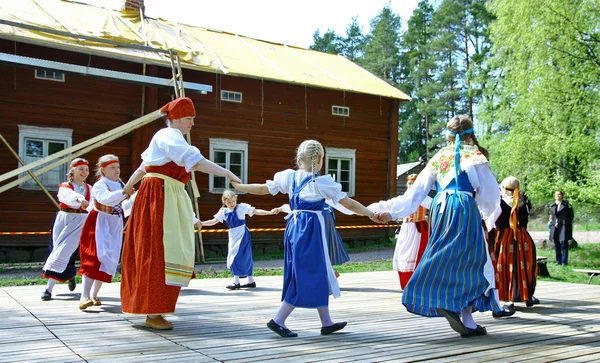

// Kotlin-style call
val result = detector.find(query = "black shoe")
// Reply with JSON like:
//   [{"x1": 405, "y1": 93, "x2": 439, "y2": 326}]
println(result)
[
  {"x1": 526, "y1": 296, "x2": 540, "y2": 307},
  {"x1": 240, "y1": 282, "x2": 256, "y2": 288},
  {"x1": 226, "y1": 283, "x2": 241, "y2": 290},
  {"x1": 41, "y1": 290, "x2": 51, "y2": 301},
  {"x1": 461, "y1": 325, "x2": 487, "y2": 338},
  {"x1": 68, "y1": 279, "x2": 76, "y2": 292},
  {"x1": 435, "y1": 308, "x2": 467, "y2": 335},
  {"x1": 492, "y1": 309, "x2": 515, "y2": 318},
  {"x1": 321, "y1": 322, "x2": 347, "y2": 335},
  {"x1": 267, "y1": 319, "x2": 298, "y2": 338}
]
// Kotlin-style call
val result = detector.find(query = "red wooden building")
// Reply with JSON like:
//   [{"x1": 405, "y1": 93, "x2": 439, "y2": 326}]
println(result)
[{"x1": 0, "y1": 0, "x2": 410, "y2": 262}]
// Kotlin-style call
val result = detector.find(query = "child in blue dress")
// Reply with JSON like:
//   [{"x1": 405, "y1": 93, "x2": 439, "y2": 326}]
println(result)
[
  {"x1": 200, "y1": 190, "x2": 276, "y2": 290},
  {"x1": 232, "y1": 139, "x2": 377, "y2": 338}
]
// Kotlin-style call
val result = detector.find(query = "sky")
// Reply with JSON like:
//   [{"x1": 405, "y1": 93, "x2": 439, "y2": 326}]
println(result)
[{"x1": 82, "y1": 0, "x2": 420, "y2": 49}]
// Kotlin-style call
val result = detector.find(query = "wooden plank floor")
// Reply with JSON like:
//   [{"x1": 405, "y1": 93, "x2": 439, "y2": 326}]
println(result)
[{"x1": 1, "y1": 272, "x2": 599, "y2": 362}]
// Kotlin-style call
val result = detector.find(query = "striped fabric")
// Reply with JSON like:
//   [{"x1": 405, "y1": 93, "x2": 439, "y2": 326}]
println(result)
[
  {"x1": 402, "y1": 190, "x2": 498, "y2": 317},
  {"x1": 323, "y1": 207, "x2": 350, "y2": 266}
]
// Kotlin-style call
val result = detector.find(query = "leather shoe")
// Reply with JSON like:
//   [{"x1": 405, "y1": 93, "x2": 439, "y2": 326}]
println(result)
[
  {"x1": 267, "y1": 319, "x2": 298, "y2": 338},
  {"x1": 79, "y1": 299, "x2": 93, "y2": 310},
  {"x1": 226, "y1": 283, "x2": 241, "y2": 290},
  {"x1": 321, "y1": 321, "x2": 347, "y2": 335},
  {"x1": 492, "y1": 309, "x2": 515, "y2": 318},
  {"x1": 526, "y1": 296, "x2": 540, "y2": 307},
  {"x1": 68, "y1": 278, "x2": 76, "y2": 292},
  {"x1": 41, "y1": 290, "x2": 51, "y2": 301},
  {"x1": 240, "y1": 282, "x2": 256, "y2": 288},
  {"x1": 145, "y1": 316, "x2": 174, "y2": 330},
  {"x1": 92, "y1": 297, "x2": 102, "y2": 306},
  {"x1": 435, "y1": 308, "x2": 467, "y2": 335},
  {"x1": 461, "y1": 325, "x2": 487, "y2": 338}
]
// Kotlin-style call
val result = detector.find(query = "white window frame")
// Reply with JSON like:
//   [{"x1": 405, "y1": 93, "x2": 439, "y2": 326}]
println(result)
[
  {"x1": 209, "y1": 138, "x2": 248, "y2": 193},
  {"x1": 325, "y1": 147, "x2": 356, "y2": 197},
  {"x1": 332, "y1": 105, "x2": 350, "y2": 117},
  {"x1": 34, "y1": 69, "x2": 65, "y2": 82},
  {"x1": 220, "y1": 90, "x2": 243, "y2": 103},
  {"x1": 18, "y1": 125, "x2": 73, "y2": 191}
]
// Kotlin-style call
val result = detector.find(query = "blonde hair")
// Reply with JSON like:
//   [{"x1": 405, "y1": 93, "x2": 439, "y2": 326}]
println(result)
[
  {"x1": 95, "y1": 154, "x2": 119, "y2": 180},
  {"x1": 501, "y1": 176, "x2": 520, "y2": 197},
  {"x1": 296, "y1": 140, "x2": 324, "y2": 190},
  {"x1": 221, "y1": 189, "x2": 237, "y2": 204},
  {"x1": 446, "y1": 115, "x2": 489, "y2": 158},
  {"x1": 67, "y1": 158, "x2": 88, "y2": 181}
]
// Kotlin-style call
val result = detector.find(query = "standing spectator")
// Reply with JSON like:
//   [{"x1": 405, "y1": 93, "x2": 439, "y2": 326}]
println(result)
[
  {"x1": 121, "y1": 97, "x2": 241, "y2": 330},
  {"x1": 549, "y1": 190, "x2": 574, "y2": 266}
]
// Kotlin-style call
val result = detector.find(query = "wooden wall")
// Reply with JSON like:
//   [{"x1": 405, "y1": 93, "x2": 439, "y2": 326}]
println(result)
[{"x1": 0, "y1": 39, "x2": 400, "y2": 249}]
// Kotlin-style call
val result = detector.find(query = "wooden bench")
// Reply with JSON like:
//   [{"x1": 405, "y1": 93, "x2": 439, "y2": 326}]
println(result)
[
  {"x1": 574, "y1": 269, "x2": 600, "y2": 284},
  {"x1": 537, "y1": 256, "x2": 550, "y2": 277}
]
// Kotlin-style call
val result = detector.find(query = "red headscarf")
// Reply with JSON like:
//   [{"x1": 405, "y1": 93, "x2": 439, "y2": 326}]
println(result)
[{"x1": 160, "y1": 97, "x2": 196, "y2": 120}]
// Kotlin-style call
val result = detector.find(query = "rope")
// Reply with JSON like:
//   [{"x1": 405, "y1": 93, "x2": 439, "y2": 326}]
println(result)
[{"x1": 0, "y1": 224, "x2": 402, "y2": 235}]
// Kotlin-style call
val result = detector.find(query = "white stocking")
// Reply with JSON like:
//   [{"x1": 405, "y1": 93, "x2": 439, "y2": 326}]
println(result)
[
  {"x1": 92, "y1": 280, "x2": 104, "y2": 298},
  {"x1": 461, "y1": 307, "x2": 477, "y2": 329},
  {"x1": 46, "y1": 279, "x2": 57, "y2": 293},
  {"x1": 273, "y1": 302, "x2": 295, "y2": 328},
  {"x1": 317, "y1": 307, "x2": 334, "y2": 327},
  {"x1": 81, "y1": 274, "x2": 93, "y2": 301}
]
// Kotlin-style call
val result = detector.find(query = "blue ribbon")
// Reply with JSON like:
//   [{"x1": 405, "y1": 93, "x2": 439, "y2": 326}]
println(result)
[{"x1": 448, "y1": 128, "x2": 473, "y2": 192}]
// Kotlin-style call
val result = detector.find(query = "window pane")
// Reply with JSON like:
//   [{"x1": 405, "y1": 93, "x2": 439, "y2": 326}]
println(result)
[
  {"x1": 341, "y1": 181, "x2": 350, "y2": 192},
  {"x1": 25, "y1": 139, "x2": 43, "y2": 157},
  {"x1": 341, "y1": 159, "x2": 350, "y2": 170},
  {"x1": 48, "y1": 142, "x2": 65, "y2": 155},
  {"x1": 214, "y1": 176, "x2": 226, "y2": 189},
  {"x1": 340, "y1": 171, "x2": 350, "y2": 182},
  {"x1": 230, "y1": 165, "x2": 241, "y2": 178},
  {"x1": 230, "y1": 152, "x2": 242, "y2": 165},
  {"x1": 328, "y1": 158, "x2": 337, "y2": 171},
  {"x1": 214, "y1": 151, "x2": 226, "y2": 165}
]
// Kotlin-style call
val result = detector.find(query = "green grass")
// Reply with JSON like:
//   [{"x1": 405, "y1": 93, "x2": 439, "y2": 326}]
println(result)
[
  {"x1": 1, "y1": 243, "x2": 597, "y2": 288},
  {"x1": 536, "y1": 243, "x2": 600, "y2": 285}
]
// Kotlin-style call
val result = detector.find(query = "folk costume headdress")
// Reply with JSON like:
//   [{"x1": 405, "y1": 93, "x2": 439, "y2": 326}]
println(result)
[{"x1": 160, "y1": 97, "x2": 196, "y2": 120}]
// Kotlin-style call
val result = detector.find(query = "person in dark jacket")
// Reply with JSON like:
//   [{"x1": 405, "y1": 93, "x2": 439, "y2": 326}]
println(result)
[{"x1": 549, "y1": 190, "x2": 574, "y2": 266}]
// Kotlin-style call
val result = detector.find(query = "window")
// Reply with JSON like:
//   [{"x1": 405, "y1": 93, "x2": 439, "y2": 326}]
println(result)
[
  {"x1": 35, "y1": 69, "x2": 65, "y2": 82},
  {"x1": 221, "y1": 90, "x2": 242, "y2": 103},
  {"x1": 332, "y1": 105, "x2": 350, "y2": 117},
  {"x1": 325, "y1": 147, "x2": 356, "y2": 197},
  {"x1": 18, "y1": 125, "x2": 73, "y2": 191},
  {"x1": 209, "y1": 138, "x2": 248, "y2": 193}
]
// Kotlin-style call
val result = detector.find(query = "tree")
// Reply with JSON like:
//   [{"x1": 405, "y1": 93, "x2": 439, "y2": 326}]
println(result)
[
  {"x1": 486, "y1": 0, "x2": 600, "y2": 206},
  {"x1": 309, "y1": 29, "x2": 342, "y2": 54},
  {"x1": 340, "y1": 17, "x2": 367, "y2": 63},
  {"x1": 363, "y1": 6, "x2": 403, "y2": 85}
]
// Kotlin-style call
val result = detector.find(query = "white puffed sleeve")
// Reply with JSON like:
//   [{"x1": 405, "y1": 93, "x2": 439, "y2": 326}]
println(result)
[
  {"x1": 421, "y1": 195, "x2": 433, "y2": 210},
  {"x1": 485, "y1": 201, "x2": 502, "y2": 232},
  {"x1": 142, "y1": 128, "x2": 205, "y2": 172},
  {"x1": 314, "y1": 175, "x2": 347, "y2": 203},
  {"x1": 474, "y1": 163, "x2": 501, "y2": 219},
  {"x1": 237, "y1": 203, "x2": 255, "y2": 217},
  {"x1": 267, "y1": 169, "x2": 295, "y2": 196},
  {"x1": 57, "y1": 185, "x2": 84, "y2": 209},
  {"x1": 213, "y1": 207, "x2": 226, "y2": 223},
  {"x1": 368, "y1": 169, "x2": 435, "y2": 220},
  {"x1": 92, "y1": 181, "x2": 126, "y2": 207}
]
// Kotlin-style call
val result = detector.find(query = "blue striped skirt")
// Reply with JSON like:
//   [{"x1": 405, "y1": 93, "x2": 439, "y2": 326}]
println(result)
[{"x1": 402, "y1": 191, "x2": 498, "y2": 316}]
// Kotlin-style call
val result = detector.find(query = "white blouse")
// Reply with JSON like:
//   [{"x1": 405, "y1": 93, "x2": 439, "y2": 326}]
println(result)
[
  {"x1": 369, "y1": 155, "x2": 499, "y2": 221},
  {"x1": 138, "y1": 127, "x2": 205, "y2": 173},
  {"x1": 214, "y1": 203, "x2": 255, "y2": 223},
  {"x1": 57, "y1": 183, "x2": 88, "y2": 209},
  {"x1": 267, "y1": 169, "x2": 347, "y2": 203}
]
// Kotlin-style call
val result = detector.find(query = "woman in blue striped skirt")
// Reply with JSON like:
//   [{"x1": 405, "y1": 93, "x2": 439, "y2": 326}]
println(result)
[{"x1": 369, "y1": 115, "x2": 501, "y2": 337}]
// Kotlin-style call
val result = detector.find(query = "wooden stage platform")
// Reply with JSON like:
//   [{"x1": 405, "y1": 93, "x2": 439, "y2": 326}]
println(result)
[{"x1": 1, "y1": 271, "x2": 599, "y2": 362}]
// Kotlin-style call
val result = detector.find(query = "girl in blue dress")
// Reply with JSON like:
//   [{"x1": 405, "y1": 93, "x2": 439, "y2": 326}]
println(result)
[
  {"x1": 200, "y1": 190, "x2": 276, "y2": 290},
  {"x1": 370, "y1": 116, "x2": 501, "y2": 337},
  {"x1": 232, "y1": 139, "x2": 377, "y2": 338}
]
